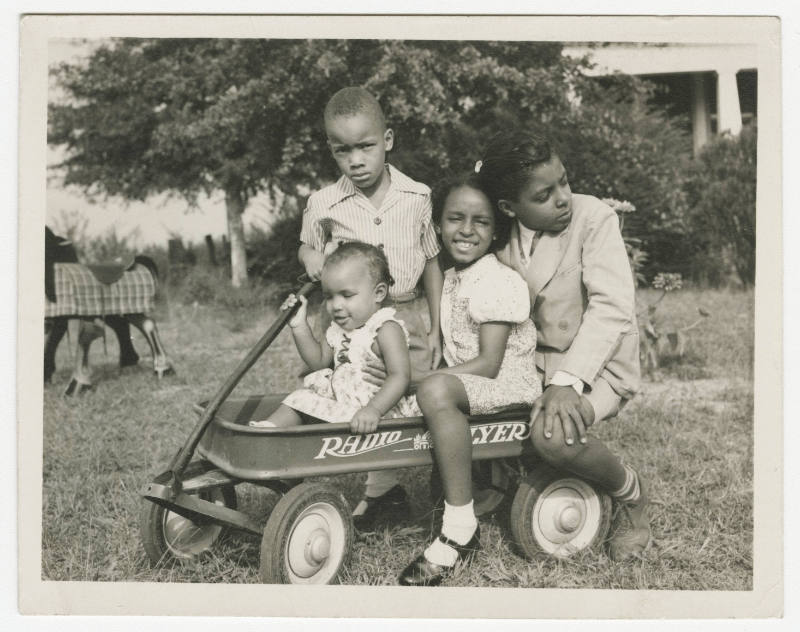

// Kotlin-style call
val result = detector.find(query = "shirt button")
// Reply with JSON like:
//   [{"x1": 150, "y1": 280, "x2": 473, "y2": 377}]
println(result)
[
  {"x1": 374, "y1": 217, "x2": 382, "y2": 225},
  {"x1": 558, "y1": 320, "x2": 569, "y2": 331}
]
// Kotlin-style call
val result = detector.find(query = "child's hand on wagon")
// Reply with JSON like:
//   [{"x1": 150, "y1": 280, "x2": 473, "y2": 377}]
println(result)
[
  {"x1": 282, "y1": 294, "x2": 308, "y2": 329},
  {"x1": 350, "y1": 405, "x2": 381, "y2": 434}
]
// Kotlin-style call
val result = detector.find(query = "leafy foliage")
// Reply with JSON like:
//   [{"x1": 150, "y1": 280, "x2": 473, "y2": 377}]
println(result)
[
  {"x1": 599, "y1": 197, "x2": 647, "y2": 288},
  {"x1": 49, "y1": 39, "x2": 694, "y2": 285},
  {"x1": 685, "y1": 125, "x2": 757, "y2": 286},
  {"x1": 558, "y1": 74, "x2": 694, "y2": 282},
  {"x1": 244, "y1": 207, "x2": 305, "y2": 300},
  {"x1": 652, "y1": 272, "x2": 684, "y2": 292}
]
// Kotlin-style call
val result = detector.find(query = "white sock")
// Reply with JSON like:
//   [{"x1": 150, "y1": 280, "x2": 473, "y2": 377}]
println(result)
[
  {"x1": 611, "y1": 464, "x2": 641, "y2": 503},
  {"x1": 364, "y1": 469, "x2": 399, "y2": 499},
  {"x1": 424, "y1": 500, "x2": 477, "y2": 566}
]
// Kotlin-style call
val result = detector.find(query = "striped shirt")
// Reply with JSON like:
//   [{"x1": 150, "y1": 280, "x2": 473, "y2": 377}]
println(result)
[{"x1": 300, "y1": 164, "x2": 440, "y2": 297}]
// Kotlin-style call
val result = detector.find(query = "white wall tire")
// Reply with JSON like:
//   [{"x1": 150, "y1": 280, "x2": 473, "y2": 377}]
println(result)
[
  {"x1": 140, "y1": 485, "x2": 237, "y2": 564},
  {"x1": 260, "y1": 482, "x2": 353, "y2": 584},
  {"x1": 510, "y1": 465, "x2": 612, "y2": 559}
]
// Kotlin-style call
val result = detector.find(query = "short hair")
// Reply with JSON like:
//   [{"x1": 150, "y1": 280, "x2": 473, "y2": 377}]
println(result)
[
  {"x1": 323, "y1": 241, "x2": 394, "y2": 287},
  {"x1": 431, "y1": 172, "x2": 513, "y2": 252},
  {"x1": 477, "y1": 130, "x2": 556, "y2": 207},
  {"x1": 323, "y1": 86, "x2": 386, "y2": 130}
]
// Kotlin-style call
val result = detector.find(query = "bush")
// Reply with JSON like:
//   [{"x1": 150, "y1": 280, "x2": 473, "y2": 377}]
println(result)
[
  {"x1": 170, "y1": 266, "x2": 222, "y2": 304},
  {"x1": 684, "y1": 125, "x2": 757, "y2": 286},
  {"x1": 245, "y1": 201, "x2": 305, "y2": 299},
  {"x1": 600, "y1": 198, "x2": 647, "y2": 287},
  {"x1": 557, "y1": 74, "x2": 695, "y2": 281},
  {"x1": 169, "y1": 265, "x2": 275, "y2": 311}
]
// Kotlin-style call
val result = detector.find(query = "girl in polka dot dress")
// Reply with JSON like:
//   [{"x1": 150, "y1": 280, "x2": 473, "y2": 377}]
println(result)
[{"x1": 397, "y1": 173, "x2": 541, "y2": 586}]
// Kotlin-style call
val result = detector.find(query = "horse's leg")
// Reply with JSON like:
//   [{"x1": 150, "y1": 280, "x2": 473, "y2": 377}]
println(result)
[
  {"x1": 44, "y1": 317, "x2": 68, "y2": 382},
  {"x1": 64, "y1": 318, "x2": 102, "y2": 396},
  {"x1": 128, "y1": 313, "x2": 174, "y2": 379},
  {"x1": 106, "y1": 314, "x2": 139, "y2": 368}
]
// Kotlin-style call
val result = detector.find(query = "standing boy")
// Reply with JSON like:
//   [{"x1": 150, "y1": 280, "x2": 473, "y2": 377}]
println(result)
[{"x1": 298, "y1": 87, "x2": 443, "y2": 532}]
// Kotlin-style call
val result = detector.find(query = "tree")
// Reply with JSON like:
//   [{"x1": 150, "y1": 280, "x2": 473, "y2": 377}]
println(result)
[
  {"x1": 49, "y1": 39, "x2": 692, "y2": 286},
  {"x1": 50, "y1": 39, "x2": 343, "y2": 286}
]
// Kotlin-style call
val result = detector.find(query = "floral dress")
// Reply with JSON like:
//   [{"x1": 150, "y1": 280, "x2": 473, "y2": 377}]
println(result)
[
  {"x1": 441, "y1": 254, "x2": 542, "y2": 415},
  {"x1": 283, "y1": 307, "x2": 419, "y2": 422}
]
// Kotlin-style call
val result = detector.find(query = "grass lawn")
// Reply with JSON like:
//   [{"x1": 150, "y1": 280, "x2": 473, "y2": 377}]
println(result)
[{"x1": 40, "y1": 286, "x2": 754, "y2": 589}]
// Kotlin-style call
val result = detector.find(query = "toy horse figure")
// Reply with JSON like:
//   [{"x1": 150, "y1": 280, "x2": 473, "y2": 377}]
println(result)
[{"x1": 44, "y1": 227, "x2": 174, "y2": 395}]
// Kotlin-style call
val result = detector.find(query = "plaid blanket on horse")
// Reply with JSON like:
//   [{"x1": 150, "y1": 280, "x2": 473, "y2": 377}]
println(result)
[{"x1": 45, "y1": 262, "x2": 156, "y2": 318}]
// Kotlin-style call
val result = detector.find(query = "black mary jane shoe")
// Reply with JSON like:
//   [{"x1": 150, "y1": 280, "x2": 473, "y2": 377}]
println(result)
[
  {"x1": 353, "y1": 485, "x2": 410, "y2": 534},
  {"x1": 399, "y1": 527, "x2": 481, "y2": 587}
]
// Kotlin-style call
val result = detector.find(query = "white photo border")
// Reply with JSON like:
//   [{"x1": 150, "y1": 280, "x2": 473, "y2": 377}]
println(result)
[{"x1": 16, "y1": 12, "x2": 783, "y2": 620}]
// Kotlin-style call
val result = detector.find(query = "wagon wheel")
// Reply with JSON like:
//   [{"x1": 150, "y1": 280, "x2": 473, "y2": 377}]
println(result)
[
  {"x1": 260, "y1": 482, "x2": 353, "y2": 585},
  {"x1": 429, "y1": 460, "x2": 511, "y2": 517},
  {"x1": 140, "y1": 485, "x2": 237, "y2": 564},
  {"x1": 510, "y1": 464, "x2": 611, "y2": 559}
]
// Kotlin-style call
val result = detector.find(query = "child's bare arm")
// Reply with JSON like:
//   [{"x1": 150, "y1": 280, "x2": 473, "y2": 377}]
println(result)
[
  {"x1": 298, "y1": 244, "x2": 325, "y2": 280},
  {"x1": 436, "y1": 322, "x2": 510, "y2": 379},
  {"x1": 292, "y1": 323, "x2": 333, "y2": 370},
  {"x1": 361, "y1": 321, "x2": 510, "y2": 393},
  {"x1": 422, "y1": 255, "x2": 444, "y2": 369},
  {"x1": 350, "y1": 321, "x2": 411, "y2": 434},
  {"x1": 368, "y1": 321, "x2": 411, "y2": 414},
  {"x1": 285, "y1": 295, "x2": 332, "y2": 370}
]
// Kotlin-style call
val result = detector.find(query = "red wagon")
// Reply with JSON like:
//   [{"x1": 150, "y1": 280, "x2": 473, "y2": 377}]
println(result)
[{"x1": 140, "y1": 281, "x2": 612, "y2": 584}]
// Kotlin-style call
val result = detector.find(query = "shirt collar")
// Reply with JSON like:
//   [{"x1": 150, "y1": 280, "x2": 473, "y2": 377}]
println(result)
[
  {"x1": 331, "y1": 164, "x2": 428, "y2": 205},
  {"x1": 386, "y1": 164, "x2": 429, "y2": 195},
  {"x1": 447, "y1": 252, "x2": 497, "y2": 281},
  {"x1": 517, "y1": 220, "x2": 538, "y2": 256}
]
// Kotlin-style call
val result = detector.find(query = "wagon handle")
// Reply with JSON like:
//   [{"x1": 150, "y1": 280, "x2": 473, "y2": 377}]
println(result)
[{"x1": 163, "y1": 278, "x2": 318, "y2": 496}]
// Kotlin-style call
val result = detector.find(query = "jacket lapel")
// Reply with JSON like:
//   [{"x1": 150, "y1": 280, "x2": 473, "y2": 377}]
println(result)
[
  {"x1": 497, "y1": 222, "x2": 569, "y2": 301},
  {"x1": 527, "y1": 229, "x2": 568, "y2": 296}
]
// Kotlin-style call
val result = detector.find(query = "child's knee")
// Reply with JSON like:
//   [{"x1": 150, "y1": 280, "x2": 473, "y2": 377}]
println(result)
[
  {"x1": 530, "y1": 421, "x2": 587, "y2": 467},
  {"x1": 417, "y1": 374, "x2": 456, "y2": 414}
]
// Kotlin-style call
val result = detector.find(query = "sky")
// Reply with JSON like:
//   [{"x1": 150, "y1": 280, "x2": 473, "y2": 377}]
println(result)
[{"x1": 46, "y1": 38, "x2": 276, "y2": 249}]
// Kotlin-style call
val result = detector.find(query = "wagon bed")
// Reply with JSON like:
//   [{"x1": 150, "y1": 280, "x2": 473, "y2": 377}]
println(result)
[{"x1": 193, "y1": 394, "x2": 536, "y2": 481}]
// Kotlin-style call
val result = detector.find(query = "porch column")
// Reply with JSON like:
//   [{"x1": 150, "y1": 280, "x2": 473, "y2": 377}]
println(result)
[
  {"x1": 690, "y1": 73, "x2": 712, "y2": 155},
  {"x1": 716, "y1": 68, "x2": 742, "y2": 135}
]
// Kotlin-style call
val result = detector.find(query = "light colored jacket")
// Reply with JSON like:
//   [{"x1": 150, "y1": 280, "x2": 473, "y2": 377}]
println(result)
[{"x1": 496, "y1": 193, "x2": 641, "y2": 400}]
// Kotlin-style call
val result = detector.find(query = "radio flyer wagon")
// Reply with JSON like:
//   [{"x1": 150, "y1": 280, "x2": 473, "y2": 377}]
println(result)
[{"x1": 140, "y1": 280, "x2": 612, "y2": 585}]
